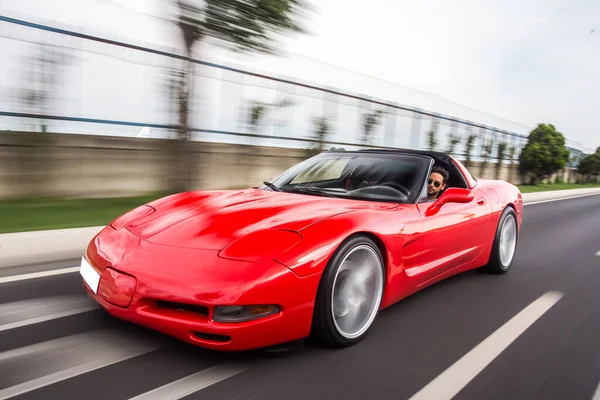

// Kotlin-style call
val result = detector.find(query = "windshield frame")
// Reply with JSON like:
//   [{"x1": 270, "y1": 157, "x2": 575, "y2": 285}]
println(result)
[{"x1": 263, "y1": 151, "x2": 434, "y2": 204}]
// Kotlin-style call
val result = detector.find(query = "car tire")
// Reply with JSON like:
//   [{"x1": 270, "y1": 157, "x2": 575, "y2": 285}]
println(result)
[
  {"x1": 481, "y1": 206, "x2": 519, "y2": 274},
  {"x1": 310, "y1": 235, "x2": 385, "y2": 347}
]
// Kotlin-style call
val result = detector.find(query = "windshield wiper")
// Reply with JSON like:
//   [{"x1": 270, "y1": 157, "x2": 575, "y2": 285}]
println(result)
[
  {"x1": 288, "y1": 186, "x2": 336, "y2": 197},
  {"x1": 262, "y1": 181, "x2": 282, "y2": 192}
]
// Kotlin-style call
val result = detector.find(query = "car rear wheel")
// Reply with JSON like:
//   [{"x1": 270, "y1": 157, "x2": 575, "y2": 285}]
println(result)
[
  {"x1": 311, "y1": 235, "x2": 384, "y2": 347},
  {"x1": 481, "y1": 206, "x2": 518, "y2": 274}
]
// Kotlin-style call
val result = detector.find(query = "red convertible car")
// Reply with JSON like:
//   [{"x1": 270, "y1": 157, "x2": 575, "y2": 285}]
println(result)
[{"x1": 80, "y1": 149, "x2": 523, "y2": 351}]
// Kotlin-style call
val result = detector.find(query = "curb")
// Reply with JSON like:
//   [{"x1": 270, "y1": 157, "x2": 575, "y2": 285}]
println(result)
[
  {"x1": 1, "y1": 188, "x2": 600, "y2": 271},
  {"x1": 520, "y1": 187, "x2": 600, "y2": 203}
]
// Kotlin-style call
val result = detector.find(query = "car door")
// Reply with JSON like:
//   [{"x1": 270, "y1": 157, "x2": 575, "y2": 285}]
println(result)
[{"x1": 412, "y1": 186, "x2": 492, "y2": 286}]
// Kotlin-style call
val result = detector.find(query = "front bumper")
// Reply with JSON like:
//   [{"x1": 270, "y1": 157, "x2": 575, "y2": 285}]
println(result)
[{"x1": 81, "y1": 226, "x2": 322, "y2": 351}]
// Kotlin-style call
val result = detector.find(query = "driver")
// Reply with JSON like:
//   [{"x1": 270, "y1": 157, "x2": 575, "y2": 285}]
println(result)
[{"x1": 427, "y1": 166, "x2": 448, "y2": 201}]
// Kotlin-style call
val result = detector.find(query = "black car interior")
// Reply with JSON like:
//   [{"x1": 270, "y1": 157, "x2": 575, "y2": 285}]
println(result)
[
  {"x1": 280, "y1": 149, "x2": 472, "y2": 203},
  {"x1": 432, "y1": 160, "x2": 469, "y2": 190},
  {"x1": 357, "y1": 149, "x2": 471, "y2": 201}
]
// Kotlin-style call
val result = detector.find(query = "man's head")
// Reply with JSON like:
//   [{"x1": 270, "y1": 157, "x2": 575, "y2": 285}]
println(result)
[{"x1": 428, "y1": 166, "x2": 449, "y2": 199}]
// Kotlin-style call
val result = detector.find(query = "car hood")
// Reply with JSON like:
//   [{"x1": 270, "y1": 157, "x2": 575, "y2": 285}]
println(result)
[{"x1": 124, "y1": 188, "x2": 397, "y2": 250}]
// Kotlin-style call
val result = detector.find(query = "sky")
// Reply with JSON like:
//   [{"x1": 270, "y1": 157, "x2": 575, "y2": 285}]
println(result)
[{"x1": 1, "y1": 0, "x2": 598, "y2": 151}]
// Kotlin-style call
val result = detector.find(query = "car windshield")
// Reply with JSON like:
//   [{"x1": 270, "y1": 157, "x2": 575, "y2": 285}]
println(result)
[{"x1": 264, "y1": 152, "x2": 431, "y2": 203}]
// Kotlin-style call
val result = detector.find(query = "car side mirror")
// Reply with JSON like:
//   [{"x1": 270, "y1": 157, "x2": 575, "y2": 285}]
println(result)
[
  {"x1": 425, "y1": 188, "x2": 474, "y2": 216},
  {"x1": 438, "y1": 187, "x2": 474, "y2": 204}
]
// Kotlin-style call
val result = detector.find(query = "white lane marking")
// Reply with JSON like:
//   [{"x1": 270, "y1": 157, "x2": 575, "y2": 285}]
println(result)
[
  {"x1": 129, "y1": 363, "x2": 248, "y2": 400},
  {"x1": 0, "y1": 329, "x2": 163, "y2": 400},
  {"x1": 524, "y1": 192, "x2": 600, "y2": 206},
  {"x1": 408, "y1": 291, "x2": 564, "y2": 400},
  {"x1": 596, "y1": 250, "x2": 600, "y2": 257},
  {"x1": 0, "y1": 296, "x2": 100, "y2": 332},
  {"x1": 592, "y1": 379, "x2": 600, "y2": 400},
  {"x1": 0, "y1": 267, "x2": 79, "y2": 284}
]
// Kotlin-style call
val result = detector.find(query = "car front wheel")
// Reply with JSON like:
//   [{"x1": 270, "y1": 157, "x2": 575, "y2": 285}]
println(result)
[{"x1": 311, "y1": 235, "x2": 385, "y2": 347}]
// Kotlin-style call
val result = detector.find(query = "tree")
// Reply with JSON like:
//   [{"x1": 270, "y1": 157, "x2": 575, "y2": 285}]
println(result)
[
  {"x1": 578, "y1": 149, "x2": 600, "y2": 183},
  {"x1": 496, "y1": 141, "x2": 507, "y2": 179},
  {"x1": 249, "y1": 101, "x2": 267, "y2": 131},
  {"x1": 312, "y1": 115, "x2": 330, "y2": 152},
  {"x1": 171, "y1": 0, "x2": 310, "y2": 191},
  {"x1": 446, "y1": 132, "x2": 461, "y2": 155},
  {"x1": 362, "y1": 109, "x2": 384, "y2": 144},
  {"x1": 507, "y1": 146, "x2": 516, "y2": 183},
  {"x1": 247, "y1": 97, "x2": 296, "y2": 132},
  {"x1": 463, "y1": 134, "x2": 476, "y2": 168},
  {"x1": 427, "y1": 118, "x2": 439, "y2": 150},
  {"x1": 16, "y1": 44, "x2": 74, "y2": 132},
  {"x1": 479, "y1": 137, "x2": 494, "y2": 177},
  {"x1": 518, "y1": 123, "x2": 570, "y2": 184}
]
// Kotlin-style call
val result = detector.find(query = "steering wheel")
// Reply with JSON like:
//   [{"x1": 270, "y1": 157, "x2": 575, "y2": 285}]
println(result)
[{"x1": 380, "y1": 182, "x2": 411, "y2": 198}]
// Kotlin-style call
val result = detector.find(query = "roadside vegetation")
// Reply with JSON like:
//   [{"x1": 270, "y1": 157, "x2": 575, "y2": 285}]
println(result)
[
  {"x1": 517, "y1": 182, "x2": 600, "y2": 193},
  {"x1": 0, "y1": 193, "x2": 166, "y2": 234}
]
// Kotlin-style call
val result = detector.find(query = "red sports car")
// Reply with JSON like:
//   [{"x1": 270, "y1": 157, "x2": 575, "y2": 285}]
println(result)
[{"x1": 80, "y1": 149, "x2": 523, "y2": 351}]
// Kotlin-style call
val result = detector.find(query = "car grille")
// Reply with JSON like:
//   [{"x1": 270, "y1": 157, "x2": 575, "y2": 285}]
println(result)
[{"x1": 155, "y1": 300, "x2": 209, "y2": 316}]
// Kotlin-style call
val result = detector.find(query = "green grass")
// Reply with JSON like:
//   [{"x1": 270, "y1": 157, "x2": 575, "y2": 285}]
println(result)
[
  {"x1": 517, "y1": 182, "x2": 600, "y2": 193},
  {"x1": 0, "y1": 193, "x2": 168, "y2": 234}
]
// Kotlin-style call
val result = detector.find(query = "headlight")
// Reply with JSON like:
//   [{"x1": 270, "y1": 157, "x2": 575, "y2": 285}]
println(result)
[
  {"x1": 98, "y1": 267, "x2": 137, "y2": 308},
  {"x1": 213, "y1": 305, "x2": 280, "y2": 323},
  {"x1": 218, "y1": 229, "x2": 302, "y2": 263}
]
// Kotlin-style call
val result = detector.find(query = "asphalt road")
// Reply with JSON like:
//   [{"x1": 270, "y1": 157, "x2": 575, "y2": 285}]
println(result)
[{"x1": 1, "y1": 194, "x2": 600, "y2": 400}]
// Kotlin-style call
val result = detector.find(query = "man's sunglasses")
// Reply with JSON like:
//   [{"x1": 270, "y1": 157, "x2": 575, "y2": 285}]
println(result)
[{"x1": 428, "y1": 179, "x2": 442, "y2": 188}]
